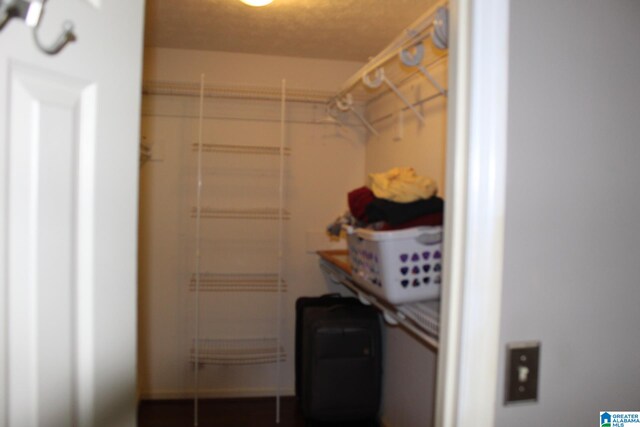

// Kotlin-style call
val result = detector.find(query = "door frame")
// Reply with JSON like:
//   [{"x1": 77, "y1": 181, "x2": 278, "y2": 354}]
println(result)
[{"x1": 436, "y1": 0, "x2": 511, "y2": 426}]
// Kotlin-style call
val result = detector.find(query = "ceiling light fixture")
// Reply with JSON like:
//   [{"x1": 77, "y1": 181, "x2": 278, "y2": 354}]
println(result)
[{"x1": 239, "y1": 0, "x2": 273, "y2": 7}]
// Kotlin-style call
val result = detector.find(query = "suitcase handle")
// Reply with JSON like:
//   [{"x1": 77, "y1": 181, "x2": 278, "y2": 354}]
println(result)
[{"x1": 319, "y1": 293, "x2": 342, "y2": 299}]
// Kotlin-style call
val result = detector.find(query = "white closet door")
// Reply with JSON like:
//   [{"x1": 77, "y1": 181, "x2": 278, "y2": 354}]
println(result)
[{"x1": 0, "y1": 1, "x2": 144, "y2": 426}]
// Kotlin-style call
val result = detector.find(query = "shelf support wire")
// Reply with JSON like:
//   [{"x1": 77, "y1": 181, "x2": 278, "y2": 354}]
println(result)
[
  {"x1": 362, "y1": 67, "x2": 426, "y2": 124},
  {"x1": 275, "y1": 78, "x2": 286, "y2": 424},
  {"x1": 334, "y1": 94, "x2": 379, "y2": 136},
  {"x1": 399, "y1": 42, "x2": 447, "y2": 97},
  {"x1": 193, "y1": 73, "x2": 205, "y2": 427}
]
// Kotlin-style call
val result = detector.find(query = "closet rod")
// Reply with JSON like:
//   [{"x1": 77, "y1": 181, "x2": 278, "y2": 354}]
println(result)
[
  {"x1": 332, "y1": 0, "x2": 448, "y2": 103},
  {"x1": 142, "y1": 112, "x2": 362, "y2": 127},
  {"x1": 369, "y1": 91, "x2": 444, "y2": 125},
  {"x1": 143, "y1": 81, "x2": 339, "y2": 105}
]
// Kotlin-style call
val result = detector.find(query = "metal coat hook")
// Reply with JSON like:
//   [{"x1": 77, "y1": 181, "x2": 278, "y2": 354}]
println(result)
[
  {"x1": 0, "y1": 0, "x2": 76, "y2": 55},
  {"x1": 33, "y1": 18, "x2": 75, "y2": 55},
  {"x1": 399, "y1": 43, "x2": 447, "y2": 96},
  {"x1": 363, "y1": 67, "x2": 426, "y2": 124},
  {"x1": 334, "y1": 93, "x2": 379, "y2": 136}
]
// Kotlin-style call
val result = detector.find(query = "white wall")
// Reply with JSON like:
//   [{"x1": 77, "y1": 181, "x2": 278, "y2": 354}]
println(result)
[
  {"x1": 496, "y1": 1, "x2": 640, "y2": 425},
  {"x1": 143, "y1": 48, "x2": 364, "y2": 91},
  {"x1": 364, "y1": 54, "x2": 448, "y2": 427},
  {"x1": 138, "y1": 48, "x2": 366, "y2": 397}
]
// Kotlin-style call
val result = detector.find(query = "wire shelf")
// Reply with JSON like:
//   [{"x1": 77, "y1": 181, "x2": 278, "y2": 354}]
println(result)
[
  {"x1": 191, "y1": 207, "x2": 291, "y2": 220},
  {"x1": 333, "y1": 0, "x2": 449, "y2": 105},
  {"x1": 189, "y1": 273, "x2": 287, "y2": 293},
  {"x1": 190, "y1": 338, "x2": 286, "y2": 366},
  {"x1": 192, "y1": 143, "x2": 291, "y2": 156},
  {"x1": 319, "y1": 256, "x2": 440, "y2": 350},
  {"x1": 397, "y1": 300, "x2": 440, "y2": 339}
]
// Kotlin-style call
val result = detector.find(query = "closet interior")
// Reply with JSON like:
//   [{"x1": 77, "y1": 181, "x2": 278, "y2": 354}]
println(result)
[{"x1": 138, "y1": 1, "x2": 449, "y2": 426}]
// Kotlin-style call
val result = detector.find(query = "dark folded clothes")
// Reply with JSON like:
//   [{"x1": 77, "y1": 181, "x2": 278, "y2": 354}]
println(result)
[
  {"x1": 348, "y1": 186, "x2": 375, "y2": 222},
  {"x1": 380, "y1": 212, "x2": 444, "y2": 230},
  {"x1": 365, "y1": 196, "x2": 444, "y2": 225}
]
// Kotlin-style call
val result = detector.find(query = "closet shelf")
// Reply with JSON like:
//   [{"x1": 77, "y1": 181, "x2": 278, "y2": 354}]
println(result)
[
  {"x1": 318, "y1": 250, "x2": 439, "y2": 351},
  {"x1": 396, "y1": 301, "x2": 440, "y2": 339},
  {"x1": 191, "y1": 207, "x2": 291, "y2": 220},
  {"x1": 332, "y1": 0, "x2": 448, "y2": 106},
  {"x1": 189, "y1": 273, "x2": 287, "y2": 293},
  {"x1": 192, "y1": 143, "x2": 291, "y2": 156},
  {"x1": 326, "y1": 0, "x2": 449, "y2": 136},
  {"x1": 190, "y1": 338, "x2": 286, "y2": 366},
  {"x1": 143, "y1": 80, "x2": 334, "y2": 105}
]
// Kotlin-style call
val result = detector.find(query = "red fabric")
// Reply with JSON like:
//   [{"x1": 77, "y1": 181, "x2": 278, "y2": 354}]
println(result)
[
  {"x1": 380, "y1": 212, "x2": 444, "y2": 231},
  {"x1": 348, "y1": 186, "x2": 375, "y2": 221}
]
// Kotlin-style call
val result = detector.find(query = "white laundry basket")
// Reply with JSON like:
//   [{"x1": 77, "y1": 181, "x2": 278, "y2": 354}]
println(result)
[{"x1": 345, "y1": 226, "x2": 443, "y2": 304}]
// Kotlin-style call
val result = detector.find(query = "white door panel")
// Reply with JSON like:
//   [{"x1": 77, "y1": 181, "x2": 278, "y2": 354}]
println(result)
[
  {"x1": 8, "y1": 63, "x2": 95, "y2": 427},
  {"x1": 0, "y1": 1, "x2": 144, "y2": 427}
]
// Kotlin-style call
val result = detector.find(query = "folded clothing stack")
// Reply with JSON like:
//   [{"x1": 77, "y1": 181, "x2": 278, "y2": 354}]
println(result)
[
  {"x1": 326, "y1": 167, "x2": 444, "y2": 236},
  {"x1": 349, "y1": 167, "x2": 444, "y2": 231},
  {"x1": 369, "y1": 167, "x2": 437, "y2": 203}
]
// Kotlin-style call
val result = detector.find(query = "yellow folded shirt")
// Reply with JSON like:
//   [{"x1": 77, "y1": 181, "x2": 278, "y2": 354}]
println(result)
[{"x1": 369, "y1": 167, "x2": 437, "y2": 203}]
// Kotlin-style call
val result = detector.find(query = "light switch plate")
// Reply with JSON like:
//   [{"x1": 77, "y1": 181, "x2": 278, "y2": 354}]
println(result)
[{"x1": 505, "y1": 341, "x2": 540, "y2": 404}]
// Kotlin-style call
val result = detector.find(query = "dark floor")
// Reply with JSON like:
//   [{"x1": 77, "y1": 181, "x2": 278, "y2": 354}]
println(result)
[{"x1": 138, "y1": 398, "x2": 380, "y2": 427}]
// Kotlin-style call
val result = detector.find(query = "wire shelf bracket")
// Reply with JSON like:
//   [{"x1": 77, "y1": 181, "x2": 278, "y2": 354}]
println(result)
[{"x1": 328, "y1": 2, "x2": 449, "y2": 134}]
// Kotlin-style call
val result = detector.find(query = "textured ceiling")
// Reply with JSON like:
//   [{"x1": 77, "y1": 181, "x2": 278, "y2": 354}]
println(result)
[{"x1": 144, "y1": 0, "x2": 440, "y2": 61}]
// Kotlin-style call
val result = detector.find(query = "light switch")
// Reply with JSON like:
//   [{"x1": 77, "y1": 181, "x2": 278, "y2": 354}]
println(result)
[
  {"x1": 505, "y1": 341, "x2": 540, "y2": 404},
  {"x1": 517, "y1": 365, "x2": 530, "y2": 383}
]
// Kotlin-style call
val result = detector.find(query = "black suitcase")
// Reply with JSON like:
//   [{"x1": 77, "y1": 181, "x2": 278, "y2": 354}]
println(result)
[
  {"x1": 300, "y1": 302, "x2": 382, "y2": 423},
  {"x1": 295, "y1": 294, "x2": 362, "y2": 400}
]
